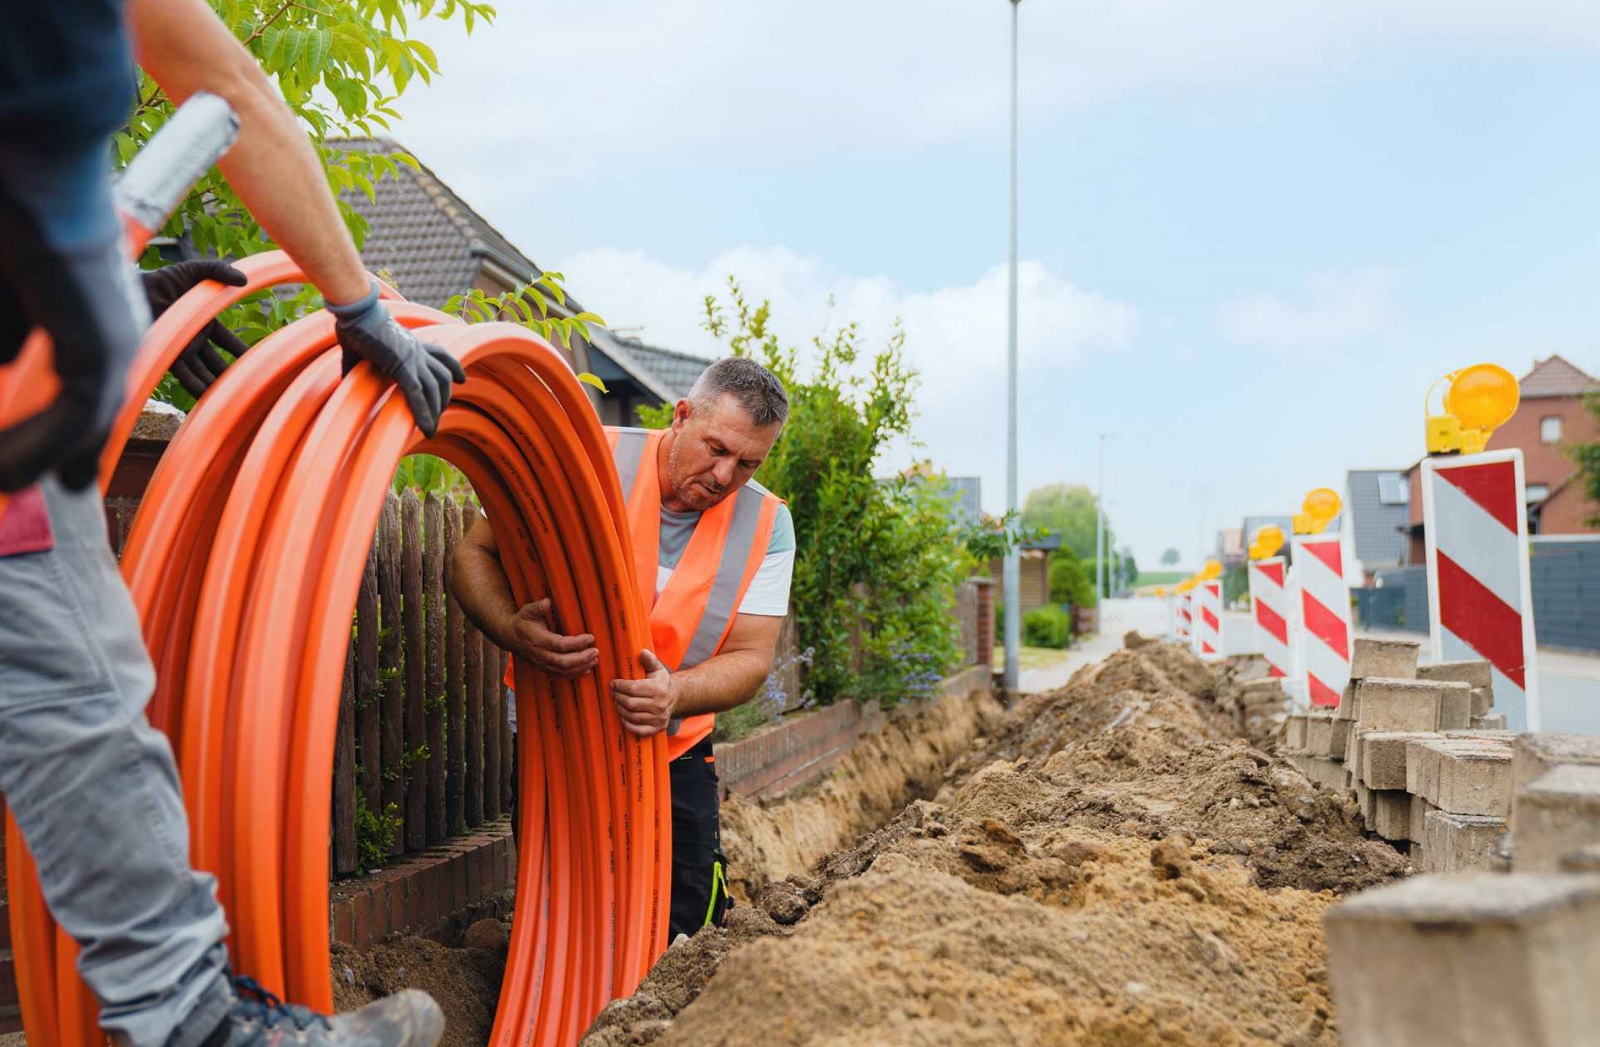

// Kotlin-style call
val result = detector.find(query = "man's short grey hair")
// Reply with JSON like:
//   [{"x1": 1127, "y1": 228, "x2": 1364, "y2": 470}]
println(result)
[{"x1": 689, "y1": 357, "x2": 789, "y2": 428}]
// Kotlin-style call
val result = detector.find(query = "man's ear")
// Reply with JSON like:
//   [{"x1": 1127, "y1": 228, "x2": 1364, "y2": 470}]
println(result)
[{"x1": 672, "y1": 398, "x2": 692, "y2": 430}]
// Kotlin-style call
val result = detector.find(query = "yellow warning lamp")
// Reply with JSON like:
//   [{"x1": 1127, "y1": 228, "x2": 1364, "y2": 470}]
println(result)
[
  {"x1": 1250, "y1": 524, "x2": 1286, "y2": 560},
  {"x1": 1292, "y1": 511, "x2": 1315, "y2": 535},
  {"x1": 1200, "y1": 559, "x2": 1222, "y2": 581},
  {"x1": 1175, "y1": 577, "x2": 1196, "y2": 594},
  {"x1": 1303, "y1": 488, "x2": 1341, "y2": 528},
  {"x1": 1155, "y1": 587, "x2": 1167, "y2": 597},
  {"x1": 1426, "y1": 364, "x2": 1519, "y2": 455}
]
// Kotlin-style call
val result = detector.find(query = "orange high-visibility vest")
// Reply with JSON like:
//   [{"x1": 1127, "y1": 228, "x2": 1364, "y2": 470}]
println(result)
[{"x1": 507, "y1": 425, "x2": 783, "y2": 760}]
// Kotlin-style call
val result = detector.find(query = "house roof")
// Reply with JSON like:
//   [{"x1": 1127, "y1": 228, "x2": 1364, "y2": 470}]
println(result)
[
  {"x1": 1520, "y1": 355, "x2": 1599, "y2": 399},
  {"x1": 1346, "y1": 468, "x2": 1411, "y2": 569},
  {"x1": 326, "y1": 137, "x2": 560, "y2": 310},
  {"x1": 586, "y1": 328, "x2": 712, "y2": 403}
]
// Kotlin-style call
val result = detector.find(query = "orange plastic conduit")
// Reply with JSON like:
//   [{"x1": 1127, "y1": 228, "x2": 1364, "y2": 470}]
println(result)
[{"x1": 2, "y1": 252, "x2": 671, "y2": 1047}]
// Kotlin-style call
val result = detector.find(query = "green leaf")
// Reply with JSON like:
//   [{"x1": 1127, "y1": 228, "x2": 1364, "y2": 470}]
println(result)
[{"x1": 577, "y1": 372, "x2": 609, "y2": 393}]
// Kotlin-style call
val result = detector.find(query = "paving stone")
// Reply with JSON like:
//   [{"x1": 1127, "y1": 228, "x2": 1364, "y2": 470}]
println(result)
[
  {"x1": 1325, "y1": 873, "x2": 1600, "y2": 1047},
  {"x1": 1416, "y1": 659, "x2": 1493, "y2": 690},
  {"x1": 1284, "y1": 713, "x2": 1307, "y2": 752},
  {"x1": 1301, "y1": 755, "x2": 1350, "y2": 792},
  {"x1": 1331, "y1": 718, "x2": 1354, "y2": 762},
  {"x1": 1438, "y1": 684, "x2": 1473, "y2": 730},
  {"x1": 1371, "y1": 789, "x2": 1412, "y2": 842},
  {"x1": 1409, "y1": 794, "x2": 1435, "y2": 845},
  {"x1": 1515, "y1": 765, "x2": 1600, "y2": 874},
  {"x1": 1358, "y1": 678, "x2": 1469, "y2": 732},
  {"x1": 1350, "y1": 637, "x2": 1421, "y2": 681},
  {"x1": 1472, "y1": 712, "x2": 1507, "y2": 730},
  {"x1": 1512, "y1": 733, "x2": 1600, "y2": 795},
  {"x1": 1560, "y1": 844, "x2": 1600, "y2": 874},
  {"x1": 1422, "y1": 809, "x2": 1508, "y2": 873},
  {"x1": 1359, "y1": 731, "x2": 1436, "y2": 791},
  {"x1": 1336, "y1": 681, "x2": 1360, "y2": 721},
  {"x1": 1407, "y1": 738, "x2": 1512, "y2": 815},
  {"x1": 1305, "y1": 713, "x2": 1337, "y2": 757},
  {"x1": 1472, "y1": 688, "x2": 1494, "y2": 718}
]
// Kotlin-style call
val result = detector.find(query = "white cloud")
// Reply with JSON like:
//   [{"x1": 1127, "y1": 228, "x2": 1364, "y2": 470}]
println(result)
[
  {"x1": 394, "y1": 0, "x2": 1600, "y2": 185},
  {"x1": 558, "y1": 245, "x2": 1136, "y2": 486},
  {"x1": 1217, "y1": 267, "x2": 1400, "y2": 352}
]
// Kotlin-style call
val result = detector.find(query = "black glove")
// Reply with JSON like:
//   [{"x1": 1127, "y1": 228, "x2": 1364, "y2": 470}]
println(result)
[
  {"x1": 327, "y1": 279, "x2": 465, "y2": 439},
  {"x1": 0, "y1": 184, "x2": 143, "y2": 493},
  {"x1": 141, "y1": 259, "x2": 250, "y2": 399}
]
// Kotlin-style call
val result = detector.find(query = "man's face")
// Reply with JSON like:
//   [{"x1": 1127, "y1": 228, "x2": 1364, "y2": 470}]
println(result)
[{"x1": 664, "y1": 393, "x2": 780, "y2": 512}]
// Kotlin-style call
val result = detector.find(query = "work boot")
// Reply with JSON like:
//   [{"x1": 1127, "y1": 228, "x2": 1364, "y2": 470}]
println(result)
[{"x1": 199, "y1": 975, "x2": 444, "y2": 1047}]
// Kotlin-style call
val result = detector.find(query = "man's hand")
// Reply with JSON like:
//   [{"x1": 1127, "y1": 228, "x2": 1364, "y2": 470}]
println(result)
[
  {"x1": 141, "y1": 259, "x2": 250, "y2": 398},
  {"x1": 503, "y1": 598, "x2": 598, "y2": 680},
  {"x1": 610, "y1": 650, "x2": 676, "y2": 737},
  {"x1": 327, "y1": 279, "x2": 465, "y2": 439}
]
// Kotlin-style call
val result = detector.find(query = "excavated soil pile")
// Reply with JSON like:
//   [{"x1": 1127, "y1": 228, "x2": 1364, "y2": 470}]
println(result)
[
  {"x1": 583, "y1": 642, "x2": 1410, "y2": 1047},
  {"x1": 720, "y1": 686, "x2": 1004, "y2": 900}
]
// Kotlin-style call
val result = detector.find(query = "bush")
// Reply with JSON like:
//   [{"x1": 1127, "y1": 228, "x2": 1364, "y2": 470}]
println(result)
[
  {"x1": 1049, "y1": 549, "x2": 1096, "y2": 608},
  {"x1": 647, "y1": 282, "x2": 970, "y2": 707},
  {"x1": 1022, "y1": 606, "x2": 1072, "y2": 649}
]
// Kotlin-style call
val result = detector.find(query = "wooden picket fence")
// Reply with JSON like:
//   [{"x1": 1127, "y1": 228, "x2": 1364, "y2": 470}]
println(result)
[{"x1": 330, "y1": 489, "x2": 514, "y2": 877}]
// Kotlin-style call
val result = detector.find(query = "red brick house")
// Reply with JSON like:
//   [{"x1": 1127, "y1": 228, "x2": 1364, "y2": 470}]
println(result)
[{"x1": 1403, "y1": 355, "x2": 1599, "y2": 563}]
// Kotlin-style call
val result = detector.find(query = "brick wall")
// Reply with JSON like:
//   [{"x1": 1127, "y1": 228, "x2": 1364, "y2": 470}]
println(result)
[{"x1": 330, "y1": 820, "x2": 516, "y2": 953}]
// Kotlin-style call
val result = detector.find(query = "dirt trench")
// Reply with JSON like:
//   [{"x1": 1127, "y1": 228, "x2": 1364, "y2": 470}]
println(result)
[{"x1": 582, "y1": 640, "x2": 1411, "y2": 1047}]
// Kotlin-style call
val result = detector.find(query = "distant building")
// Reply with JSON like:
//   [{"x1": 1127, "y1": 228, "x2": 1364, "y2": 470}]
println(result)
[
  {"x1": 1403, "y1": 355, "x2": 1599, "y2": 562},
  {"x1": 1216, "y1": 527, "x2": 1245, "y2": 569},
  {"x1": 1345, "y1": 469, "x2": 1410, "y2": 583}
]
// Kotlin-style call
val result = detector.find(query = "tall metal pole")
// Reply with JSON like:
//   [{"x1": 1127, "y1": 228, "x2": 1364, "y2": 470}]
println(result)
[
  {"x1": 1095, "y1": 434, "x2": 1106, "y2": 601},
  {"x1": 1002, "y1": 0, "x2": 1022, "y2": 694}
]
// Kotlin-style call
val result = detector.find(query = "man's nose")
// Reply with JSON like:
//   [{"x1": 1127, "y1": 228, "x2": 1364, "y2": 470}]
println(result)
[{"x1": 712, "y1": 458, "x2": 737, "y2": 487}]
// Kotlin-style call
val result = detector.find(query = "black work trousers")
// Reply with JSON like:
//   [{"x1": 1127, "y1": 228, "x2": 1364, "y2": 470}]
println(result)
[{"x1": 668, "y1": 737, "x2": 731, "y2": 940}]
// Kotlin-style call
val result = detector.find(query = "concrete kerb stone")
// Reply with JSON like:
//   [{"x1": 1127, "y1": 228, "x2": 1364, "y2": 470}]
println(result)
[
  {"x1": 1357, "y1": 678, "x2": 1471, "y2": 733},
  {"x1": 1513, "y1": 734, "x2": 1600, "y2": 795},
  {"x1": 1407, "y1": 738, "x2": 1514, "y2": 817},
  {"x1": 1371, "y1": 789, "x2": 1412, "y2": 842},
  {"x1": 1305, "y1": 713, "x2": 1337, "y2": 758},
  {"x1": 1409, "y1": 794, "x2": 1433, "y2": 845},
  {"x1": 1350, "y1": 637, "x2": 1421, "y2": 681},
  {"x1": 1336, "y1": 682, "x2": 1360, "y2": 722},
  {"x1": 1285, "y1": 713, "x2": 1308, "y2": 752},
  {"x1": 1325, "y1": 873, "x2": 1600, "y2": 1047},
  {"x1": 1514, "y1": 764, "x2": 1600, "y2": 874},
  {"x1": 1359, "y1": 731, "x2": 1437, "y2": 791},
  {"x1": 1472, "y1": 688, "x2": 1495, "y2": 718},
  {"x1": 1473, "y1": 712, "x2": 1508, "y2": 731},
  {"x1": 1416, "y1": 659, "x2": 1494, "y2": 690},
  {"x1": 1331, "y1": 718, "x2": 1354, "y2": 762},
  {"x1": 1421, "y1": 809, "x2": 1508, "y2": 873}
]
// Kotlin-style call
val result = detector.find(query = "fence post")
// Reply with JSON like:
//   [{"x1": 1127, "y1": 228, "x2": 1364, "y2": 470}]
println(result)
[
  {"x1": 400, "y1": 489, "x2": 427, "y2": 850},
  {"x1": 332, "y1": 636, "x2": 358, "y2": 875},
  {"x1": 483, "y1": 635, "x2": 503, "y2": 821},
  {"x1": 377, "y1": 495, "x2": 406, "y2": 856},
  {"x1": 464, "y1": 613, "x2": 485, "y2": 826},
  {"x1": 355, "y1": 545, "x2": 381, "y2": 815},
  {"x1": 424, "y1": 493, "x2": 447, "y2": 843},
  {"x1": 445, "y1": 500, "x2": 467, "y2": 836}
]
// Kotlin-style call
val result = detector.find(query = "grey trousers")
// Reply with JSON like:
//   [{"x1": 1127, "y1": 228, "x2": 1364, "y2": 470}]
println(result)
[{"x1": 0, "y1": 477, "x2": 233, "y2": 1047}]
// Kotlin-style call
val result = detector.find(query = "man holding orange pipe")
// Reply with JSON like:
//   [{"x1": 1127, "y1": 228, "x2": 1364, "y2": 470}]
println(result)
[
  {"x1": 451, "y1": 357, "x2": 794, "y2": 941},
  {"x1": 0, "y1": 2, "x2": 460, "y2": 1045}
]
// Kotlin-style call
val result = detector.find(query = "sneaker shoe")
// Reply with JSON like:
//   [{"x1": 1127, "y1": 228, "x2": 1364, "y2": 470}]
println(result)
[{"x1": 201, "y1": 975, "x2": 444, "y2": 1047}]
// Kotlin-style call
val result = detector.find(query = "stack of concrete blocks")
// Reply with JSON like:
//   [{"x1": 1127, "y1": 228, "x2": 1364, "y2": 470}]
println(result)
[
  {"x1": 1283, "y1": 639, "x2": 1517, "y2": 873},
  {"x1": 1324, "y1": 731, "x2": 1600, "y2": 1045}
]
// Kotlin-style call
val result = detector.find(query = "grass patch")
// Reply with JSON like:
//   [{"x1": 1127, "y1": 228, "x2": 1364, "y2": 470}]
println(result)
[
  {"x1": 993, "y1": 645, "x2": 1073, "y2": 672},
  {"x1": 1132, "y1": 571, "x2": 1188, "y2": 588}
]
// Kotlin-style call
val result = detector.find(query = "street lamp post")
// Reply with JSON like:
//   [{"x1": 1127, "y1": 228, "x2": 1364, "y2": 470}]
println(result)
[{"x1": 1002, "y1": 0, "x2": 1023, "y2": 694}]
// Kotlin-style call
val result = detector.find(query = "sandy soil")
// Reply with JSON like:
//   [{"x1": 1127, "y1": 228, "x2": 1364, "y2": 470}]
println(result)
[{"x1": 583, "y1": 641, "x2": 1410, "y2": 1047}]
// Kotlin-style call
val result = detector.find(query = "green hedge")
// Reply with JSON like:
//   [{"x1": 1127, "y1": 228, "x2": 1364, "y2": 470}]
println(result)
[{"x1": 1022, "y1": 605, "x2": 1072, "y2": 649}]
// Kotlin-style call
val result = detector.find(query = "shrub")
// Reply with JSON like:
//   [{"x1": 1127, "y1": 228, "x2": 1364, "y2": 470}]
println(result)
[
  {"x1": 1049, "y1": 549, "x2": 1096, "y2": 608},
  {"x1": 1022, "y1": 606, "x2": 1072, "y2": 649}
]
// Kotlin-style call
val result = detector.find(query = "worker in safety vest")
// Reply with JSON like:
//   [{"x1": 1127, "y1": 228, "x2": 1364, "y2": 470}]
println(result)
[
  {"x1": 450, "y1": 357, "x2": 794, "y2": 940},
  {"x1": 0, "y1": 2, "x2": 459, "y2": 1045}
]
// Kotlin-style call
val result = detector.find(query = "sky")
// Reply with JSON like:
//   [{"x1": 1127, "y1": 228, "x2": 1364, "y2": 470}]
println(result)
[{"x1": 389, "y1": 0, "x2": 1600, "y2": 570}]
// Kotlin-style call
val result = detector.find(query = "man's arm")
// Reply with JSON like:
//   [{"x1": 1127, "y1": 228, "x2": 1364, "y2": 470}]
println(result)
[
  {"x1": 609, "y1": 613, "x2": 782, "y2": 737},
  {"x1": 126, "y1": 0, "x2": 370, "y2": 304},
  {"x1": 448, "y1": 514, "x2": 599, "y2": 679}
]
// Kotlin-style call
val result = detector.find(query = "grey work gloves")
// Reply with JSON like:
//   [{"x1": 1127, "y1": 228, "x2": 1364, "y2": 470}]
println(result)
[
  {"x1": 327, "y1": 279, "x2": 465, "y2": 439},
  {"x1": 141, "y1": 259, "x2": 251, "y2": 399}
]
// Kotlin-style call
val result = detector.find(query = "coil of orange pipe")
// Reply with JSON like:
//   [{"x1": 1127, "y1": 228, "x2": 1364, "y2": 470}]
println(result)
[{"x1": 3, "y1": 252, "x2": 671, "y2": 1047}]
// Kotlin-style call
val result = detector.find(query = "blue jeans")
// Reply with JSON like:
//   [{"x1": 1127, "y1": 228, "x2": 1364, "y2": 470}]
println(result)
[{"x1": 0, "y1": 477, "x2": 232, "y2": 1047}]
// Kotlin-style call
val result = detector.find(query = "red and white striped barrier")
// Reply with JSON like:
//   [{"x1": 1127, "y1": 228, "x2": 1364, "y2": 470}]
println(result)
[
  {"x1": 1248, "y1": 557, "x2": 1291, "y2": 678},
  {"x1": 1421, "y1": 449, "x2": 1540, "y2": 731},
  {"x1": 1292, "y1": 533, "x2": 1350, "y2": 708},
  {"x1": 1191, "y1": 579, "x2": 1224, "y2": 661},
  {"x1": 1174, "y1": 591, "x2": 1192, "y2": 642}
]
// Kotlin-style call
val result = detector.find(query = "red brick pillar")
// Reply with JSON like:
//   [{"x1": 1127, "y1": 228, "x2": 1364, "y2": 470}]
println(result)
[{"x1": 972, "y1": 576, "x2": 995, "y2": 672}]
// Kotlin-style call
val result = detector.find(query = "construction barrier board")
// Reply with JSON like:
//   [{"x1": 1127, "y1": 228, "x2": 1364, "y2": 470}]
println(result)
[
  {"x1": 1248, "y1": 557, "x2": 1291, "y2": 678},
  {"x1": 1291, "y1": 533, "x2": 1351, "y2": 708}
]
